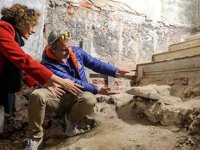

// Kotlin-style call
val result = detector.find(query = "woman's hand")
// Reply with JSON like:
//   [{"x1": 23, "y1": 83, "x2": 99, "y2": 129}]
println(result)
[
  {"x1": 43, "y1": 82, "x2": 66, "y2": 98},
  {"x1": 47, "y1": 74, "x2": 83, "y2": 96},
  {"x1": 61, "y1": 78, "x2": 83, "y2": 95}
]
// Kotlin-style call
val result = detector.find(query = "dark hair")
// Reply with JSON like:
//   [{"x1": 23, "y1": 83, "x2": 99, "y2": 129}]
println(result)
[{"x1": 1, "y1": 4, "x2": 40, "y2": 31}]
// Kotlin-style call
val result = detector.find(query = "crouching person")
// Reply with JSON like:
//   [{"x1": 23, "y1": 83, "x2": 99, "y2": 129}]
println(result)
[
  {"x1": 26, "y1": 88, "x2": 95, "y2": 149},
  {"x1": 26, "y1": 29, "x2": 129, "y2": 150}
]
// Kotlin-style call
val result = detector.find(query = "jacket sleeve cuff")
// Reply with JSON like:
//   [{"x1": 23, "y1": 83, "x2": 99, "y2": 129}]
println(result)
[
  {"x1": 23, "y1": 73, "x2": 40, "y2": 88},
  {"x1": 92, "y1": 84, "x2": 98, "y2": 94}
]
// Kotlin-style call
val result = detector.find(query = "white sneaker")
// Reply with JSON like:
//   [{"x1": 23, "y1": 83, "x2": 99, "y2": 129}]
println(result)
[{"x1": 25, "y1": 138, "x2": 43, "y2": 150}]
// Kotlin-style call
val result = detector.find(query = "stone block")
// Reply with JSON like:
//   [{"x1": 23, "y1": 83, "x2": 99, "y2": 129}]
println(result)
[{"x1": 127, "y1": 84, "x2": 200, "y2": 129}]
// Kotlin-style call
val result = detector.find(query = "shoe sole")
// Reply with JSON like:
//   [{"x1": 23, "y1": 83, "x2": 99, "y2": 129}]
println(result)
[
  {"x1": 36, "y1": 138, "x2": 43, "y2": 149},
  {"x1": 66, "y1": 126, "x2": 95, "y2": 137}
]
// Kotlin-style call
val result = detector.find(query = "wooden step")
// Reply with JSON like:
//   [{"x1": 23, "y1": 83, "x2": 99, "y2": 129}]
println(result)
[
  {"x1": 184, "y1": 32, "x2": 200, "y2": 41},
  {"x1": 152, "y1": 46, "x2": 200, "y2": 61},
  {"x1": 136, "y1": 55, "x2": 200, "y2": 82},
  {"x1": 169, "y1": 38, "x2": 200, "y2": 51}
]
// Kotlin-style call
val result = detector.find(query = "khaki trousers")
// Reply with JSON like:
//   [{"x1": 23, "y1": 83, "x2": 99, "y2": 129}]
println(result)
[{"x1": 27, "y1": 88, "x2": 96, "y2": 139}]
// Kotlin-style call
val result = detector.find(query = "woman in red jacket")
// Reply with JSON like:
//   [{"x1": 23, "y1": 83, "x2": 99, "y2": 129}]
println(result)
[{"x1": 0, "y1": 4, "x2": 83, "y2": 131}]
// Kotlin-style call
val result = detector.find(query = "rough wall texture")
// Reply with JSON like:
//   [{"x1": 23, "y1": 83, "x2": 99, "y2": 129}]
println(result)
[
  {"x1": 0, "y1": 0, "x2": 199, "y2": 64},
  {"x1": 196, "y1": 0, "x2": 200, "y2": 30},
  {"x1": 45, "y1": 0, "x2": 197, "y2": 66},
  {"x1": 0, "y1": 0, "x2": 46, "y2": 59},
  {"x1": 0, "y1": 0, "x2": 198, "y2": 63}
]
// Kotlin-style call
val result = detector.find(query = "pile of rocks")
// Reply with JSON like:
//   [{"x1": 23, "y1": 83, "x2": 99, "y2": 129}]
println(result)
[{"x1": 127, "y1": 84, "x2": 200, "y2": 134}]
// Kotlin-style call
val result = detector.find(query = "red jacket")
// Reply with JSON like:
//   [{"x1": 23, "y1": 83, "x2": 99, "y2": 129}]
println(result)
[{"x1": 0, "y1": 20, "x2": 53, "y2": 87}]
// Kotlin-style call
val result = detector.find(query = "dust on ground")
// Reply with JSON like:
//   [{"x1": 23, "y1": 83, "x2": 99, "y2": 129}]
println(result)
[{"x1": 1, "y1": 86, "x2": 200, "y2": 150}]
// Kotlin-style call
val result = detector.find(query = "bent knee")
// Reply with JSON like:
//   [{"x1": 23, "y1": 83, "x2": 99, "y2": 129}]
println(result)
[
  {"x1": 80, "y1": 92, "x2": 96, "y2": 107},
  {"x1": 29, "y1": 89, "x2": 49, "y2": 105}
]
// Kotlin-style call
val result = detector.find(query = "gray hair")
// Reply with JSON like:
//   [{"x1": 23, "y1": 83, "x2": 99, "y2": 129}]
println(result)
[{"x1": 48, "y1": 29, "x2": 66, "y2": 50}]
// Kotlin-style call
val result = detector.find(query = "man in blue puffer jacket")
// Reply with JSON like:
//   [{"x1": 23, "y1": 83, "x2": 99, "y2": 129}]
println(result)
[
  {"x1": 27, "y1": 29, "x2": 129, "y2": 147},
  {"x1": 41, "y1": 38, "x2": 117, "y2": 95}
]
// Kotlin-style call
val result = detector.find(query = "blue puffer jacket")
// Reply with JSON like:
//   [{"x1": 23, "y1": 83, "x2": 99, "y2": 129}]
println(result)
[{"x1": 41, "y1": 46, "x2": 118, "y2": 94}]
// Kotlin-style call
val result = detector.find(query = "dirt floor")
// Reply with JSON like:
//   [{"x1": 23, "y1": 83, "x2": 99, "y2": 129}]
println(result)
[{"x1": 1, "y1": 88, "x2": 199, "y2": 150}]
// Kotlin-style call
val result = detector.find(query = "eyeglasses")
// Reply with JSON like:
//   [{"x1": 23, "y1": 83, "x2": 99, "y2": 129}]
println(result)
[{"x1": 59, "y1": 32, "x2": 71, "y2": 42}]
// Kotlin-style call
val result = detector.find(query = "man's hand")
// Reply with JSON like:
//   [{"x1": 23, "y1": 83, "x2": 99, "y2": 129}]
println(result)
[
  {"x1": 115, "y1": 68, "x2": 130, "y2": 78},
  {"x1": 97, "y1": 86, "x2": 119, "y2": 95}
]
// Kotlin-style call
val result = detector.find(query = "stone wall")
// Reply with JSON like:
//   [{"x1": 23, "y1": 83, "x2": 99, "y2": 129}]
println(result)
[
  {"x1": 196, "y1": 0, "x2": 200, "y2": 30},
  {"x1": 0, "y1": 0, "x2": 199, "y2": 64},
  {"x1": 45, "y1": 0, "x2": 197, "y2": 66}
]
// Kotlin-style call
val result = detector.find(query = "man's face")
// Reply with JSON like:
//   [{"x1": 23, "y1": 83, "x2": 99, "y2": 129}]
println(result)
[{"x1": 54, "y1": 40, "x2": 72, "y2": 59}]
